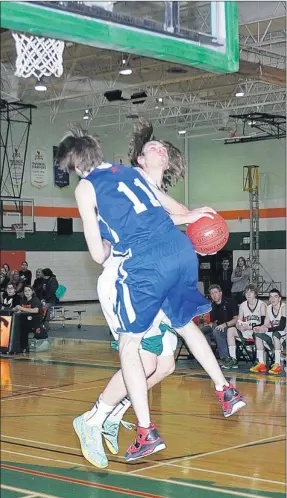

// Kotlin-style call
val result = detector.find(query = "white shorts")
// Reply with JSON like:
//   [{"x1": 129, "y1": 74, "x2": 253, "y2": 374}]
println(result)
[
  {"x1": 241, "y1": 330, "x2": 254, "y2": 340},
  {"x1": 97, "y1": 256, "x2": 177, "y2": 357},
  {"x1": 161, "y1": 330, "x2": 178, "y2": 356}
]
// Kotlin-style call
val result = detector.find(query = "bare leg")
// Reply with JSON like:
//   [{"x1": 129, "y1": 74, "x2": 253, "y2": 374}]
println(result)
[
  {"x1": 146, "y1": 355, "x2": 175, "y2": 389},
  {"x1": 273, "y1": 336, "x2": 282, "y2": 365},
  {"x1": 176, "y1": 321, "x2": 228, "y2": 389},
  {"x1": 102, "y1": 349, "x2": 157, "y2": 405},
  {"x1": 104, "y1": 354, "x2": 175, "y2": 428},
  {"x1": 254, "y1": 335, "x2": 265, "y2": 364},
  {"x1": 118, "y1": 332, "x2": 150, "y2": 428},
  {"x1": 227, "y1": 327, "x2": 239, "y2": 359},
  {"x1": 227, "y1": 327, "x2": 239, "y2": 347}
]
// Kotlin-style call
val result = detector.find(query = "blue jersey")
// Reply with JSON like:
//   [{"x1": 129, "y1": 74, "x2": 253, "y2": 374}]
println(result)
[{"x1": 85, "y1": 164, "x2": 175, "y2": 253}]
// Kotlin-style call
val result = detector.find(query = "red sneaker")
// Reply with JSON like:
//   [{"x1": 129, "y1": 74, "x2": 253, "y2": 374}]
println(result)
[
  {"x1": 125, "y1": 424, "x2": 166, "y2": 462},
  {"x1": 216, "y1": 383, "x2": 246, "y2": 418}
]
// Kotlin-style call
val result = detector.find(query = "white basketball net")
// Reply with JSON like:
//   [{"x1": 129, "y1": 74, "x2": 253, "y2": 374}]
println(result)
[
  {"x1": 13, "y1": 224, "x2": 25, "y2": 239},
  {"x1": 12, "y1": 33, "x2": 65, "y2": 79}
]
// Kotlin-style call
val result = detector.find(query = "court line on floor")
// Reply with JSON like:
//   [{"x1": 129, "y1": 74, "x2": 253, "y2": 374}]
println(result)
[
  {"x1": 11, "y1": 357, "x2": 286, "y2": 384},
  {"x1": 1, "y1": 434, "x2": 126, "y2": 460},
  {"x1": 41, "y1": 385, "x2": 106, "y2": 394},
  {"x1": 1, "y1": 484, "x2": 60, "y2": 498},
  {"x1": 1, "y1": 449, "x2": 86, "y2": 468},
  {"x1": 1, "y1": 462, "x2": 277, "y2": 498},
  {"x1": 156, "y1": 464, "x2": 284, "y2": 485},
  {"x1": 128, "y1": 433, "x2": 286, "y2": 474},
  {"x1": 1, "y1": 376, "x2": 112, "y2": 402},
  {"x1": 21, "y1": 494, "x2": 41, "y2": 498},
  {"x1": 1, "y1": 434, "x2": 285, "y2": 486},
  {"x1": 1, "y1": 394, "x2": 41, "y2": 403},
  {"x1": 23, "y1": 494, "x2": 42, "y2": 498}
]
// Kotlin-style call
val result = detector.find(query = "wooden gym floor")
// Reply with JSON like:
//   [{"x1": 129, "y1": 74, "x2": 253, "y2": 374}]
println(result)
[{"x1": 1, "y1": 332, "x2": 286, "y2": 498}]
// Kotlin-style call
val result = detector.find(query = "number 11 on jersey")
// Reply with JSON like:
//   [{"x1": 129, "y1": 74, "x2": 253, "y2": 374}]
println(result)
[{"x1": 117, "y1": 178, "x2": 161, "y2": 214}]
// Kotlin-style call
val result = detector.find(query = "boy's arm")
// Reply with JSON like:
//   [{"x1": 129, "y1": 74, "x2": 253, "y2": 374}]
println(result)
[{"x1": 75, "y1": 180, "x2": 111, "y2": 265}]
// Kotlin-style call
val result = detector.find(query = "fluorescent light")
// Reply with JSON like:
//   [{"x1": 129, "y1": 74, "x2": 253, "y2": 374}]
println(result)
[
  {"x1": 157, "y1": 97, "x2": 163, "y2": 103},
  {"x1": 35, "y1": 78, "x2": 47, "y2": 92},
  {"x1": 235, "y1": 87, "x2": 244, "y2": 97},
  {"x1": 119, "y1": 66, "x2": 132, "y2": 75},
  {"x1": 178, "y1": 130, "x2": 186, "y2": 135},
  {"x1": 119, "y1": 61, "x2": 132, "y2": 75},
  {"x1": 83, "y1": 109, "x2": 90, "y2": 120}
]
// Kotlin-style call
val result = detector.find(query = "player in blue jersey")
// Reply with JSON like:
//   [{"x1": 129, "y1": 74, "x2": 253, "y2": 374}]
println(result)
[{"x1": 56, "y1": 124, "x2": 246, "y2": 467}]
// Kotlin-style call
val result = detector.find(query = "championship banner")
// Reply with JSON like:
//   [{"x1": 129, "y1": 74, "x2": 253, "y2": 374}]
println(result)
[
  {"x1": 31, "y1": 148, "x2": 48, "y2": 188},
  {"x1": 53, "y1": 146, "x2": 70, "y2": 188},
  {"x1": 9, "y1": 147, "x2": 26, "y2": 185}
]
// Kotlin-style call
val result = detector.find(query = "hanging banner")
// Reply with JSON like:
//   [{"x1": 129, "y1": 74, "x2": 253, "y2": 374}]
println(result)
[
  {"x1": 31, "y1": 148, "x2": 48, "y2": 188},
  {"x1": 9, "y1": 147, "x2": 26, "y2": 186},
  {"x1": 53, "y1": 146, "x2": 70, "y2": 188}
]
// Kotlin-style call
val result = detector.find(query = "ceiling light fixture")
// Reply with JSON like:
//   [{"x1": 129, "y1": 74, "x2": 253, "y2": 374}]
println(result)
[
  {"x1": 235, "y1": 86, "x2": 244, "y2": 97},
  {"x1": 178, "y1": 130, "x2": 186, "y2": 135},
  {"x1": 83, "y1": 109, "x2": 91, "y2": 120},
  {"x1": 119, "y1": 63, "x2": 132, "y2": 75},
  {"x1": 35, "y1": 78, "x2": 47, "y2": 92}
]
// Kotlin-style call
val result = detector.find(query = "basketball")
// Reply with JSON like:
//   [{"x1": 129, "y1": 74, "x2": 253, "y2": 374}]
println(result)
[{"x1": 186, "y1": 213, "x2": 229, "y2": 254}]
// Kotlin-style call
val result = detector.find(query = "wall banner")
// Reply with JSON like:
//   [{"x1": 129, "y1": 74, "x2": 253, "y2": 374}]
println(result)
[
  {"x1": 31, "y1": 148, "x2": 48, "y2": 188},
  {"x1": 53, "y1": 146, "x2": 70, "y2": 188}
]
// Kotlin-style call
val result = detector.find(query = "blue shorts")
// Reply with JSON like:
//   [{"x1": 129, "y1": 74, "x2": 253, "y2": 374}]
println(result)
[{"x1": 114, "y1": 228, "x2": 211, "y2": 333}]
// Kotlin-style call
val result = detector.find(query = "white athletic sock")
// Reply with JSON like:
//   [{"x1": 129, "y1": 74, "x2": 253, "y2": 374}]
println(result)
[
  {"x1": 215, "y1": 382, "x2": 229, "y2": 392},
  {"x1": 86, "y1": 394, "x2": 116, "y2": 428},
  {"x1": 229, "y1": 345, "x2": 236, "y2": 360},
  {"x1": 107, "y1": 397, "x2": 131, "y2": 424},
  {"x1": 274, "y1": 349, "x2": 281, "y2": 365},
  {"x1": 257, "y1": 350, "x2": 265, "y2": 364}
]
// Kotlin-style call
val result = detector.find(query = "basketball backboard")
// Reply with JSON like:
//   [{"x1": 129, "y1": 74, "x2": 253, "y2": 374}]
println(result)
[
  {"x1": 1, "y1": 1, "x2": 239, "y2": 73},
  {"x1": 0, "y1": 198, "x2": 34, "y2": 234}
]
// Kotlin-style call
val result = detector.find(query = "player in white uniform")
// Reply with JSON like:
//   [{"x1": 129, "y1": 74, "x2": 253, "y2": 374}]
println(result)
[
  {"x1": 227, "y1": 285, "x2": 266, "y2": 369},
  {"x1": 253, "y1": 288, "x2": 286, "y2": 375},
  {"x1": 97, "y1": 251, "x2": 177, "y2": 454}
]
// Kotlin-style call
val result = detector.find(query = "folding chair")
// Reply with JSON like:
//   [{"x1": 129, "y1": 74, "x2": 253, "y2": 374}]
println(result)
[
  {"x1": 235, "y1": 333, "x2": 256, "y2": 364},
  {"x1": 175, "y1": 337, "x2": 194, "y2": 361},
  {"x1": 175, "y1": 313, "x2": 211, "y2": 362}
]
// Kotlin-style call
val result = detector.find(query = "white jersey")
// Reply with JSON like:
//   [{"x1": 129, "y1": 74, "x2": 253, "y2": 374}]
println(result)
[
  {"x1": 240, "y1": 299, "x2": 265, "y2": 328},
  {"x1": 267, "y1": 303, "x2": 286, "y2": 329}
]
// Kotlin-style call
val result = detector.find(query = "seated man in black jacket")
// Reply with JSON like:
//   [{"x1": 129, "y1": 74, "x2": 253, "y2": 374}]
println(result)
[{"x1": 203, "y1": 284, "x2": 238, "y2": 366}]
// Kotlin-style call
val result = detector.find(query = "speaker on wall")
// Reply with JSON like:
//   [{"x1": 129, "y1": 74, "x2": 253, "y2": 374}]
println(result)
[{"x1": 57, "y1": 217, "x2": 73, "y2": 235}]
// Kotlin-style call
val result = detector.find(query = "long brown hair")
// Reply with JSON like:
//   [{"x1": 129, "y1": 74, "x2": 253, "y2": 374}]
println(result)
[
  {"x1": 128, "y1": 118, "x2": 185, "y2": 192},
  {"x1": 56, "y1": 125, "x2": 103, "y2": 174}
]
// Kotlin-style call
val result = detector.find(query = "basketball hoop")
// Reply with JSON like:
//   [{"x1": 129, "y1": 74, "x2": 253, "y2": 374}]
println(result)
[
  {"x1": 12, "y1": 32, "x2": 65, "y2": 79},
  {"x1": 12, "y1": 223, "x2": 26, "y2": 239}
]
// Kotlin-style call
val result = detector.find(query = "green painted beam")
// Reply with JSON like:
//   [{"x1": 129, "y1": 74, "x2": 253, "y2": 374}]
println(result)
[
  {"x1": 1, "y1": 231, "x2": 286, "y2": 251},
  {"x1": 1, "y1": 2, "x2": 239, "y2": 73}
]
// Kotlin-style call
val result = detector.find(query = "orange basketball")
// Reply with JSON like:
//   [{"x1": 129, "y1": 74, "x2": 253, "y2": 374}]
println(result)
[{"x1": 186, "y1": 213, "x2": 229, "y2": 255}]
